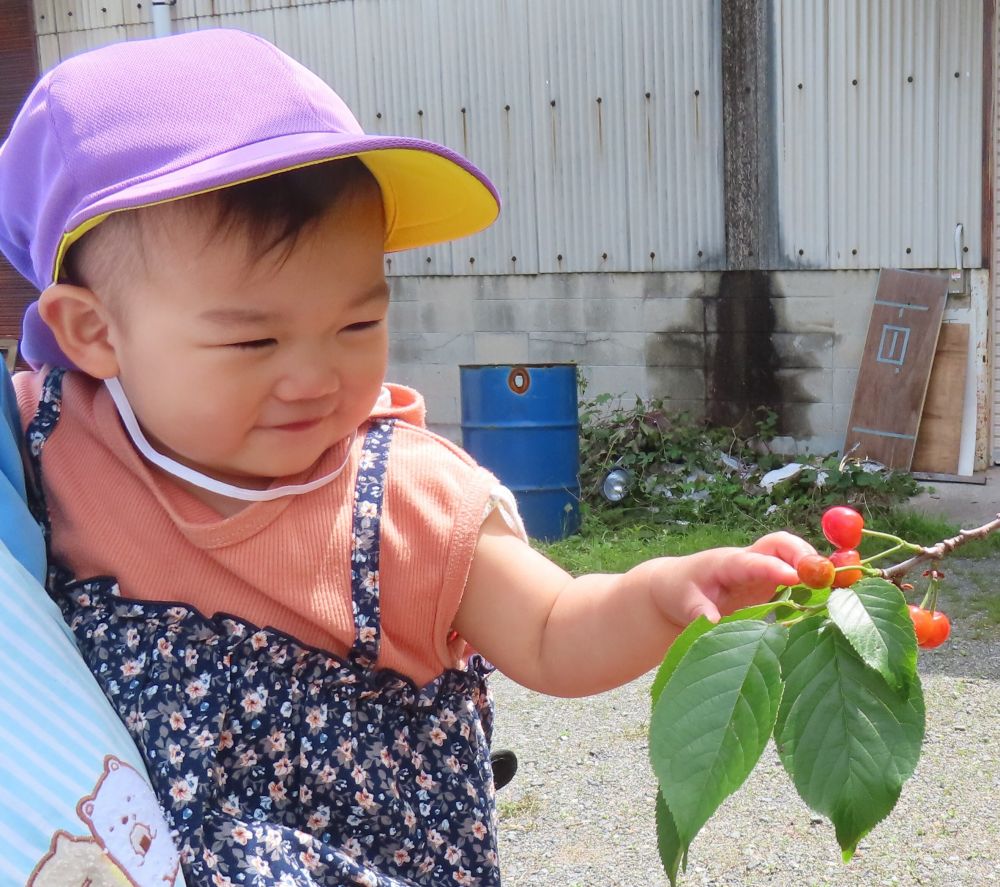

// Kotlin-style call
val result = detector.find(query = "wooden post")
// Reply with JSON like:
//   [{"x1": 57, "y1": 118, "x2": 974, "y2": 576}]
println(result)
[{"x1": 721, "y1": 0, "x2": 778, "y2": 270}]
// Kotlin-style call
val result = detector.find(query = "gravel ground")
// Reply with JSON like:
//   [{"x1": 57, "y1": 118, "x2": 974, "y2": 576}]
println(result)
[{"x1": 490, "y1": 558, "x2": 1000, "y2": 887}]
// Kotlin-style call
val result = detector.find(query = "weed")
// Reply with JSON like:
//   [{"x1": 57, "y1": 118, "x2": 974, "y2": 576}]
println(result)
[
  {"x1": 497, "y1": 792, "x2": 542, "y2": 825},
  {"x1": 577, "y1": 391, "x2": 920, "y2": 533},
  {"x1": 620, "y1": 720, "x2": 648, "y2": 742}
]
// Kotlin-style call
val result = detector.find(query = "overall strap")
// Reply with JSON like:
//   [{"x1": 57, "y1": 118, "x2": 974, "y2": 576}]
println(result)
[
  {"x1": 347, "y1": 419, "x2": 395, "y2": 668},
  {"x1": 23, "y1": 367, "x2": 67, "y2": 543}
]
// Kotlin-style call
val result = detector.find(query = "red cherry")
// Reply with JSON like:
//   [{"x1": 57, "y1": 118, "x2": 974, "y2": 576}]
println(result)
[{"x1": 821, "y1": 506, "x2": 865, "y2": 550}]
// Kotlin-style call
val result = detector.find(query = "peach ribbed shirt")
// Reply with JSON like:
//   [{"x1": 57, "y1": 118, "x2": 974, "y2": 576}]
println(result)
[{"x1": 15, "y1": 370, "x2": 498, "y2": 687}]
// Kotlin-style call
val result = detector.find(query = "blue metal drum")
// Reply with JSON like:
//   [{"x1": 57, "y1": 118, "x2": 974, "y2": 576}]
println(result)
[{"x1": 460, "y1": 364, "x2": 581, "y2": 542}]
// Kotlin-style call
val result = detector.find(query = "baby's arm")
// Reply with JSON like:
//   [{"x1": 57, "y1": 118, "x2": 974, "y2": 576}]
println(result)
[{"x1": 454, "y1": 511, "x2": 815, "y2": 697}]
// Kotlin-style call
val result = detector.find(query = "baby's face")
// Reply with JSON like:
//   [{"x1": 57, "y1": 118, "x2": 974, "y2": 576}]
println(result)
[{"x1": 105, "y1": 186, "x2": 389, "y2": 487}]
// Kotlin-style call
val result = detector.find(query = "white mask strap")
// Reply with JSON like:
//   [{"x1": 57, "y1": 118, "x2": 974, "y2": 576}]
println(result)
[{"x1": 104, "y1": 377, "x2": 356, "y2": 502}]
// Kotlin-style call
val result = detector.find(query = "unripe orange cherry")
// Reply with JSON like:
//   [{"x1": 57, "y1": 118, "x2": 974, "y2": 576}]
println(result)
[
  {"x1": 829, "y1": 549, "x2": 863, "y2": 587},
  {"x1": 796, "y1": 554, "x2": 837, "y2": 589}
]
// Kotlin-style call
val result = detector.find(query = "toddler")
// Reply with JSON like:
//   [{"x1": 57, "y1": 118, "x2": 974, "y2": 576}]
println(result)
[{"x1": 0, "y1": 30, "x2": 813, "y2": 887}]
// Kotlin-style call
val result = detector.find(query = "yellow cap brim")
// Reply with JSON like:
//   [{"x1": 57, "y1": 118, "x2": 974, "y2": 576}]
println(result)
[{"x1": 53, "y1": 135, "x2": 501, "y2": 282}]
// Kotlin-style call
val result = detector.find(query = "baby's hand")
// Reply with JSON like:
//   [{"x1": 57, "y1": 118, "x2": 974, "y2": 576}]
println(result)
[{"x1": 646, "y1": 531, "x2": 816, "y2": 627}]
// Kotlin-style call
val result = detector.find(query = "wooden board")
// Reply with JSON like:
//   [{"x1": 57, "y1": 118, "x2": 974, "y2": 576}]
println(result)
[
  {"x1": 911, "y1": 323, "x2": 969, "y2": 475},
  {"x1": 844, "y1": 269, "x2": 949, "y2": 469},
  {"x1": 911, "y1": 471, "x2": 986, "y2": 485}
]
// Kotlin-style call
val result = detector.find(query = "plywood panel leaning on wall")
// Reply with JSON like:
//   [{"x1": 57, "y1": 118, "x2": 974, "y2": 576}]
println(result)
[
  {"x1": 844, "y1": 269, "x2": 949, "y2": 469},
  {"x1": 910, "y1": 323, "x2": 970, "y2": 475}
]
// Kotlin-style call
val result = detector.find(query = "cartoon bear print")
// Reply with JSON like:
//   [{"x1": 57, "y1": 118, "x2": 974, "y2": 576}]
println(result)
[
  {"x1": 27, "y1": 830, "x2": 130, "y2": 887},
  {"x1": 76, "y1": 756, "x2": 181, "y2": 887}
]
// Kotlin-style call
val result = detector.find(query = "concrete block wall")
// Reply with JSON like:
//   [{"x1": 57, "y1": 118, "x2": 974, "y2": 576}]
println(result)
[{"x1": 385, "y1": 270, "x2": 912, "y2": 455}]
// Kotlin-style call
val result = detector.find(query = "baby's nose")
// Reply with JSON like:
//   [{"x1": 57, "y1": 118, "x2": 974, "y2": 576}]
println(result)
[{"x1": 273, "y1": 358, "x2": 341, "y2": 402}]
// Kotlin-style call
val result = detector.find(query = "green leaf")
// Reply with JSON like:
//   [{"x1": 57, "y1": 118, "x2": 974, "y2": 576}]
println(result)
[
  {"x1": 655, "y1": 789, "x2": 685, "y2": 886},
  {"x1": 649, "y1": 616, "x2": 714, "y2": 711},
  {"x1": 649, "y1": 620, "x2": 787, "y2": 850},
  {"x1": 774, "y1": 615, "x2": 925, "y2": 860},
  {"x1": 722, "y1": 601, "x2": 790, "y2": 621},
  {"x1": 790, "y1": 584, "x2": 831, "y2": 608},
  {"x1": 827, "y1": 578, "x2": 917, "y2": 694},
  {"x1": 649, "y1": 604, "x2": 787, "y2": 711}
]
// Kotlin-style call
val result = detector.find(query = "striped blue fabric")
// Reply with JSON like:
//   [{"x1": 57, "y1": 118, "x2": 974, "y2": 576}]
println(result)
[
  {"x1": 0, "y1": 546, "x2": 185, "y2": 883},
  {"x1": 0, "y1": 360, "x2": 186, "y2": 883},
  {"x1": 0, "y1": 364, "x2": 44, "y2": 583}
]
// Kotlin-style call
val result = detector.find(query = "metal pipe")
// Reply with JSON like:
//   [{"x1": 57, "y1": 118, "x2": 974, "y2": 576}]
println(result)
[{"x1": 152, "y1": 0, "x2": 173, "y2": 38}]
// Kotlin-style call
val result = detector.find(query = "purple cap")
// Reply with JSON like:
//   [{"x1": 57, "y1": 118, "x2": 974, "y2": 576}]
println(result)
[{"x1": 0, "y1": 29, "x2": 500, "y2": 369}]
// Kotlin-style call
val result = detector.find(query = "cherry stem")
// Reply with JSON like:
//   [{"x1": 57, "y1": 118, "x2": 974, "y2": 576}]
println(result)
[
  {"x1": 919, "y1": 574, "x2": 941, "y2": 612},
  {"x1": 862, "y1": 543, "x2": 908, "y2": 564},
  {"x1": 879, "y1": 514, "x2": 1000, "y2": 583},
  {"x1": 834, "y1": 564, "x2": 877, "y2": 578},
  {"x1": 861, "y1": 528, "x2": 923, "y2": 553}
]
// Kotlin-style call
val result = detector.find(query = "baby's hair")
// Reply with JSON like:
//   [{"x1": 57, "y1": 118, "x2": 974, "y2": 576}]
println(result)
[
  {"x1": 61, "y1": 157, "x2": 380, "y2": 307},
  {"x1": 208, "y1": 156, "x2": 380, "y2": 261}
]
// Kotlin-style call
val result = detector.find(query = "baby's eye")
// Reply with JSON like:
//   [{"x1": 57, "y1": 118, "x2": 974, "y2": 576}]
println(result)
[
  {"x1": 229, "y1": 338, "x2": 278, "y2": 350},
  {"x1": 343, "y1": 320, "x2": 383, "y2": 333}
]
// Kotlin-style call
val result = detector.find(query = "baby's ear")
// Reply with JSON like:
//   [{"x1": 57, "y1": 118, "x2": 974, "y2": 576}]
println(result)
[{"x1": 38, "y1": 284, "x2": 120, "y2": 379}]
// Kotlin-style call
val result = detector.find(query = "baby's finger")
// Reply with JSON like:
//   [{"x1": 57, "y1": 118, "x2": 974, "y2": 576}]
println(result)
[
  {"x1": 726, "y1": 550, "x2": 803, "y2": 590},
  {"x1": 671, "y1": 587, "x2": 721, "y2": 626},
  {"x1": 746, "y1": 530, "x2": 816, "y2": 566}
]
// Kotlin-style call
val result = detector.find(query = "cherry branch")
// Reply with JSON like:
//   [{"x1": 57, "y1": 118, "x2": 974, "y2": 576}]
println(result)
[{"x1": 878, "y1": 514, "x2": 1000, "y2": 582}]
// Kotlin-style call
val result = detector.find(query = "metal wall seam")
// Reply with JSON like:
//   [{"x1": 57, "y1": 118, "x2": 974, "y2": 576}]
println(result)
[
  {"x1": 214, "y1": 0, "x2": 267, "y2": 16},
  {"x1": 54, "y1": 23, "x2": 129, "y2": 58},
  {"x1": 354, "y1": 0, "x2": 452, "y2": 277},
  {"x1": 775, "y1": 0, "x2": 829, "y2": 268},
  {"x1": 621, "y1": 0, "x2": 724, "y2": 271},
  {"x1": 438, "y1": 0, "x2": 540, "y2": 277},
  {"x1": 36, "y1": 33, "x2": 60, "y2": 72},
  {"x1": 826, "y1": 0, "x2": 848, "y2": 269},
  {"x1": 935, "y1": 0, "x2": 983, "y2": 269},
  {"x1": 271, "y1": 3, "x2": 361, "y2": 124},
  {"x1": 528, "y1": 0, "x2": 631, "y2": 274},
  {"x1": 121, "y1": 0, "x2": 151, "y2": 27},
  {"x1": 213, "y1": 9, "x2": 277, "y2": 41},
  {"x1": 47, "y1": 0, "x2": 126, "y2": 33},
  {"x1": 34, "y1": 0, "x2": 57, "y2": 37},
  {"x1": 824, "y1": 0, "x2": 982, "y2": 270}
]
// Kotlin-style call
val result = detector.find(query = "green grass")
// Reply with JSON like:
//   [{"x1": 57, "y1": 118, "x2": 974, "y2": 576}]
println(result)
[
  {"x1": 965, "y1": 572, "x2": 1000, "y2": 630},
  {"x1": 864, "y1": 509, "x2": 1000, "y2": 559},
  {"x1": 535, "y1": 508, "x2": 1000, "y2": 630},
  {"x1": 539, "y1": 508, "x2": 1000, "y2": 578},
  {"x1": 536, "y1": 516, "x2": 754, "y2": 575}
]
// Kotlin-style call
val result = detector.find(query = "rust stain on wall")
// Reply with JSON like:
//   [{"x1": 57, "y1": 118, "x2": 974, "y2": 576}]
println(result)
[{"x1": 644, "y1": 271, "x2": 816, "y2": 438}]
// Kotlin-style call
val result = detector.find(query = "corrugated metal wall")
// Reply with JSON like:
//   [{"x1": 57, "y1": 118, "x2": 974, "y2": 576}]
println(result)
[
  {"x1": 777, "y1": 0, "x2": 983, "y2": 270},
  {"x1": 31, "y1": 0, "x2": 985, "y2": 275}
]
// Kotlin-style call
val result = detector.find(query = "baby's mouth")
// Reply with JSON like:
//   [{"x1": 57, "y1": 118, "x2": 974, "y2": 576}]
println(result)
[{"x1": 271, "y1": 418, "x2": 323, "y2": 432}]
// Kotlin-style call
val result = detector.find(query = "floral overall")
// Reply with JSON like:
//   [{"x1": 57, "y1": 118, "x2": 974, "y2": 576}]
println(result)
[{"x1": 27, "y1": 368, "x2": 501, "y2": 887}]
